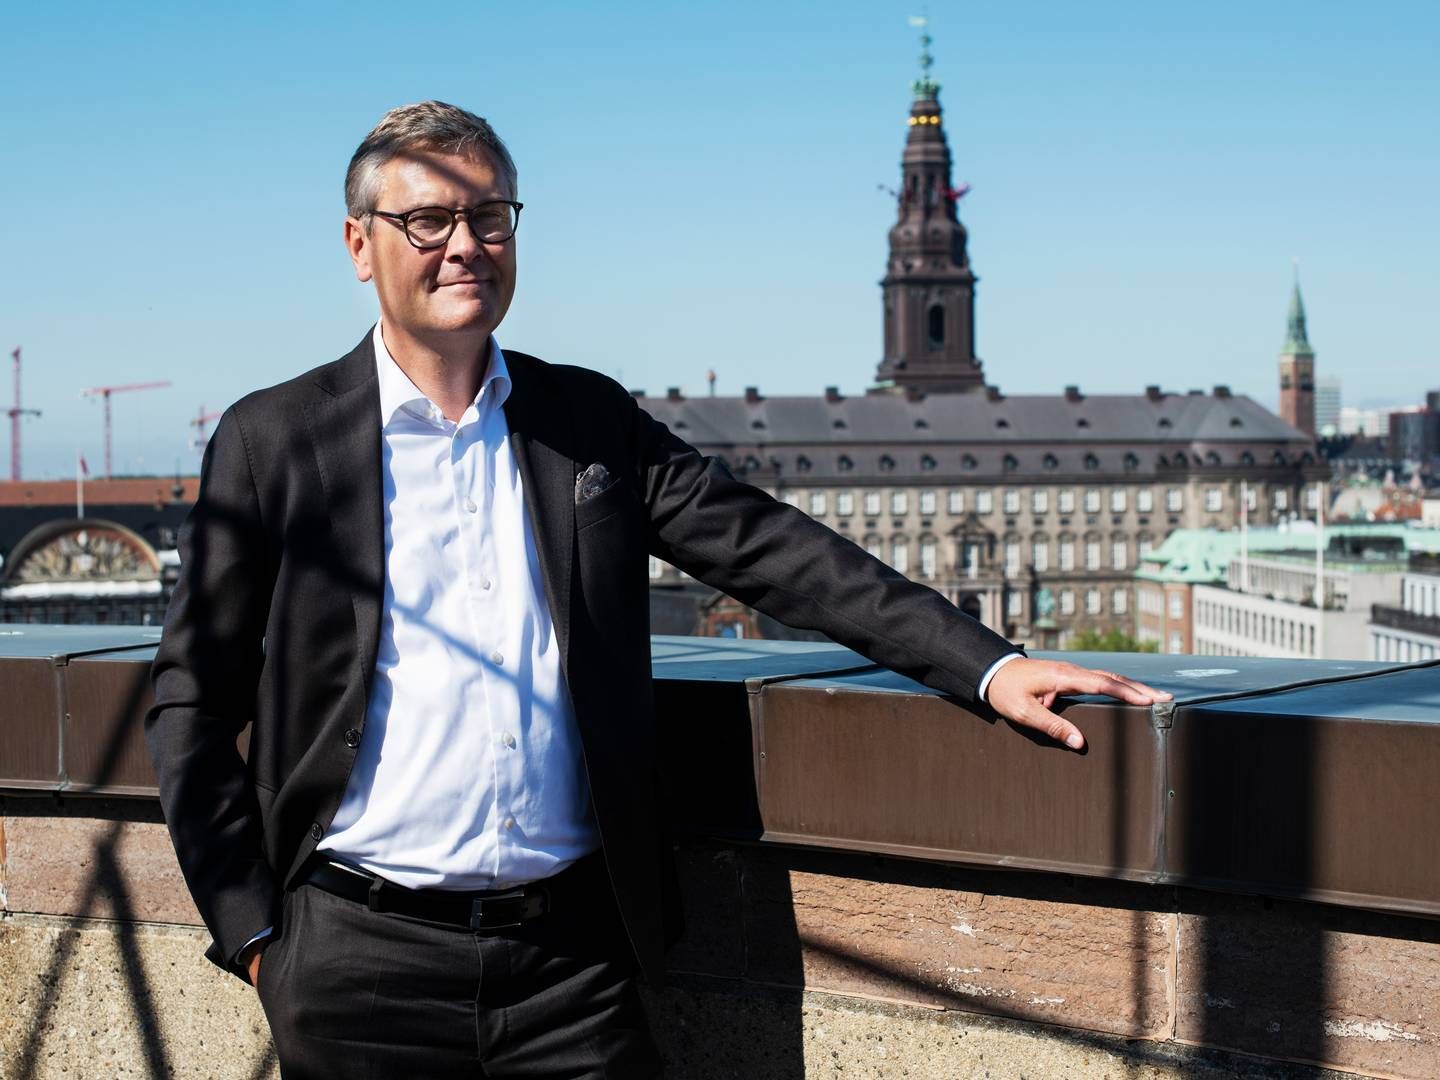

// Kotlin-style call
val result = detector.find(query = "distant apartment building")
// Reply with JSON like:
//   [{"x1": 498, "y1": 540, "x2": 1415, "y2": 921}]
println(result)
[
  {"x1": 1139, "y1": 524, "x2": 1440, "y2": 659},
  {"x1": 1315, "y1": 376, "x2": 1341, "y2": 437},
  {"x1": 1369, "y1": 553, "x2": 1440, "y2": 663}
]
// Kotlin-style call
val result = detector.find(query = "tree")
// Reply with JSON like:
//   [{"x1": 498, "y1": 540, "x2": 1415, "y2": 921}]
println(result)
[{"x1": 1065, "y1": 628, "x2": 1158, "y2": 653}]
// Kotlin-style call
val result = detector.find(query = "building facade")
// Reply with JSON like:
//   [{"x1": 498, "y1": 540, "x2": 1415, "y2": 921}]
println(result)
[
  {"x1": 642, "y1": 39, "x2": 1325, "y2": 646},
  {"x1": 1369, "y1": 553, "x2": 1440, "y2": 662}
]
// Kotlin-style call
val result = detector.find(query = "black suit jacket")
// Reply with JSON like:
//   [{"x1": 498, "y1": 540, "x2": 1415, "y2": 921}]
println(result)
[{"x1": 146, "y1": 331, "x2": 1017, "y2": 984}]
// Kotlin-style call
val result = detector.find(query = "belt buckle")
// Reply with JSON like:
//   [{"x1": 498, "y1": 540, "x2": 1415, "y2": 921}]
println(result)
[{"x1": 469, "y1": 888, "x2": 528, "y2": 930}]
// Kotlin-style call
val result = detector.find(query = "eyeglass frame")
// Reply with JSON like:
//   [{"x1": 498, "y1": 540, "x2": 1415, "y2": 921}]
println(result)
[{"x1": 369, "y1": 201, "x2": 524, "y2": 249}]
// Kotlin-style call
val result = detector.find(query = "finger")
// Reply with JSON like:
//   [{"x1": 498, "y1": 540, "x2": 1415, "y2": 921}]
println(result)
[
  {"x1": 1070, "y1": 670, "x2": 1172, "y2": 704},
  {"x1": 1017, "y1": 699, "x2": 1085, "y2": 750}
]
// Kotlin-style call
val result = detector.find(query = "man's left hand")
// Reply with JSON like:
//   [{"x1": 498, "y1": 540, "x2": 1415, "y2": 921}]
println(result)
[{"x1": 985, "y1": 658, "x2": 1172, "y2": 751}]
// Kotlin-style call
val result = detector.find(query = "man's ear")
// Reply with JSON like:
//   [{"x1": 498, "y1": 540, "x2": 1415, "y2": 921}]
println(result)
[{"x1": 344, "y1": 216, "x2": 373, "y2": 283}]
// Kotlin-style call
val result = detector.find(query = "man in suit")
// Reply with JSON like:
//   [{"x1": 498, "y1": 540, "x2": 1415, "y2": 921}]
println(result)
[{"x1": 147, "y1": 101, "x2": 1170, "y2": 1078}]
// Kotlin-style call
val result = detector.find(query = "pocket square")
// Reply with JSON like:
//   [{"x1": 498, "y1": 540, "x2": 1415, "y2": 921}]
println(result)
[{"x1": 575, "y1": 462, "x2": 616, "y2": 505}]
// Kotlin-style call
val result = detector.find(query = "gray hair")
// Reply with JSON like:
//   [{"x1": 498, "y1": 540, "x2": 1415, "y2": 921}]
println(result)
[{"x1": 345, "y1": 100, "x2": 518, "y2": 220}]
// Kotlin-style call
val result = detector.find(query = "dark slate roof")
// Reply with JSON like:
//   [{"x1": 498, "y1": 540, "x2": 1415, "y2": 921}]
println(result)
[
  {"x1": 635, "y1": 389, "x2": 1315, "y2": 481},
  {"x1": 637, "y1": 390, "x2": 1308, "y2": 447}
]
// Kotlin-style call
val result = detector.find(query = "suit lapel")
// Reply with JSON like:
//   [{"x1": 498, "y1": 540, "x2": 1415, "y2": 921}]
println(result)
[
  {"x1": 304, "y1": 336, "x2": 385, "y2": 692},
  {"x1": 503, "y1": 351, "x2": 576, "y2": 678}
]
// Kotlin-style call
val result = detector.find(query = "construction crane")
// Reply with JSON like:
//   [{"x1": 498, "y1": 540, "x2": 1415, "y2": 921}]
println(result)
[
  {"x1": 80, "y1": 380, "x2": 171, "y2": 479},
  {"x1": 8, "y1": 347, "x2": 41, "y2": 482},
  {"x1": 189, "y1": 406, "x2": 223, "y2": 452}
]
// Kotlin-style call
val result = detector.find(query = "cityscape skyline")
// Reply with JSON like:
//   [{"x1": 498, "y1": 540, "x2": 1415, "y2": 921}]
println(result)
[{"x1": 2, "y1": 2, "x2": 1437, "y2": 478}]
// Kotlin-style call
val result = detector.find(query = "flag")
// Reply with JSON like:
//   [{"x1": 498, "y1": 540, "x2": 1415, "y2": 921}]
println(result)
[{"x1": 79, "y1": 454, "x2": 90, "y2": 478}]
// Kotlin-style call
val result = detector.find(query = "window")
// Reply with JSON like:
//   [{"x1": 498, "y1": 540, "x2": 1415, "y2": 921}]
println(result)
[
  {"x1": 1168, "y1": 593, "x2": 1183, "y2": 620},
  {"x1": 1033, "y1": 539, "x2": 1049, "y2": 572},
  {"x1": 1137, "y1": 489, "x2": 1154, "y2": 513},
  {"x1": 1244, "y1": 486, "x2": 1258, "y2": 511},
  {"x1": 1112, "y1": 540, "x2": 1128, "y2": 570},
  {"x1": 648, "y1": 556, "x2": 664, "y2": 580},
  {"x1": 1305, "y1": 486, "x2": 1320, "y2": 510},
  {"x1": 1138, "y1": 534, "x2": 1154, "y2": 558},
  {"x1": 1003, "y1": 489, "x2": 1021, "y2": 514},
  {"x1": 947, "y1": 490, "x2": 964, "y2": 514},
  {"x1": 809, "y1": 492, "x2": 827, "y2": 516},
  {"x1": 1059, "y1": 539, "x2": 1075, "y2": 571},
  {"x1": 1085, "y1": 589, "x2": 1101, "y2": 614},
  {"x1": 891, "y1": 491, "x2": 909, "y2": 516},
  {"x1": 836, "y1": 491, "x2": 854, "y2": 516},
  {"x1": 891, "y1": 539, "x2": 909, "y2": 574},
  {"x1": 1004, "y1": 540, "x2": 1021, "y2": 578},
  {"x1": 1112, "y1": 588, "x2": 1128, "y2": 614},
  {"x1": 1032, "y1": 490, "x2": 1049, "y2": 514},
  {"x1": 1007, "y1": 591, "x2": 1023, "y2": 617},
  {"x1": 863, "y1": 491, "x2": 881, "y2": 516},
  {"x1": 865, "y1": 536, "x2": 883, "y2": 560},
  {"x1": 1110, "y1": 489, "x2": 1127, "y2": 513},
  {"x1": 927, "y1": 304, "x2": 945, "y2": 347},
  {"x1": 1085, "y1": 540, "x2": 1101, "y2": 571},
  {"x1": 1058, "y1": 489, "x2": 1076, "y2": 514},
  {"x1": 1166, "y1": 488, "x2": 1184, "y2": 512},
  {"x1": 920, "y1": 539, "x2": 937, "y2": 579},
  {"x1": 1275, "y1": 489, "x2": 1289, "y2": 511},
  {"x1": 976, "y1": 490, "x2": 994, "y2": 514},
  {"x1": 1084, "y1": 489, "x2": 1101, "y2": 514},
  {"x1": 1060, "y1": 589, "x2": 1076, "y2": 615},
  {"x1": 781, "y1": 491, "x2": 802, "y2": 508},
  {"x1": 1205, "y1": 487, "x2": 1223, "y2": 512},
  {"x1": 962, "y1": 541, "x2": 980, "y2": 577},
  {"x1": 1168, "y1": 631, "x2": 1183, "y2": 655},
  {"x1": 919, "y1": 490, "x2": 937, "y2": 516}
]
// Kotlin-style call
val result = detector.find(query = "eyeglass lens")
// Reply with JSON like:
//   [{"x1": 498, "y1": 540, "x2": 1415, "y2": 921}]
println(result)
[{"x1": 406, "y1": 204, "x2": 517, "y2": 246}]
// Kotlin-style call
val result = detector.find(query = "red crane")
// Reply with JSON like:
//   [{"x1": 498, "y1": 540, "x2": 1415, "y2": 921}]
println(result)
[
  {"x1": 80, "y1": 380, "x2": 171, "y2": 479},
  {"x1": 7, "y1": 347, "x2": 42, "y2": 482},
  {"x1": 190, "y1": 406, "x2": 223, "y2": 453}
]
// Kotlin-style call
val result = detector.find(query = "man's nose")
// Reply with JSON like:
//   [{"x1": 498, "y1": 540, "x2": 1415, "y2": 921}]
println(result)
[{"x1": 444, "y1": 213, "x2": 483, "y2": 261}]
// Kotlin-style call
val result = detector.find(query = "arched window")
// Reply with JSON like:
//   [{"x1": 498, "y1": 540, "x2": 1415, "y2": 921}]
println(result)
[{"x1": 927, "y1": 305, "x2": 945, "y2": 347}]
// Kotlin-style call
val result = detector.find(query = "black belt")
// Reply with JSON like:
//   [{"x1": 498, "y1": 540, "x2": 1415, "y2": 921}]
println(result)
[{"x1": 302, "y1": 852, "x2": 604, "y2": 931}]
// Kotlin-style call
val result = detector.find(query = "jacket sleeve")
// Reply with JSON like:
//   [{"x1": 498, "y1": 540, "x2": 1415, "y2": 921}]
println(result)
[
  {"x1": 146, "y1": 408, "x2": 277, "y2": 976},
  {"x1": 618, "y1": 389, "x2": 1018, "y2": 701}
]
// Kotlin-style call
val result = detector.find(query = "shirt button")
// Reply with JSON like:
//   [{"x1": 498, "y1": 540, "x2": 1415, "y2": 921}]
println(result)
[
  {"x1": 309, "y1": 823, "x2": 323, "y2": 841},
  {"x1": 503, "y1": 816, "x2": 516, "y2": 831},
  {"x1": 463, "y1": 498, "x2": 478, "y2": 513},
  {"x1": 491, "y1": 650, "x2": 503, "y2": 666},
  {"x1": 344, "y1": 728, "x2": 361, "y2": 748},
  {"x1": 501, "y1": 732, "x2": 516, "y2": 749}
]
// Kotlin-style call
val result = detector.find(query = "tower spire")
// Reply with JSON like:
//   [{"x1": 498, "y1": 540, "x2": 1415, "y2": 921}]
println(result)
[
  {"x1": 875, "y1": 19, "x2": 985, "y2": 394},
  {"x1": 1278, "y1": 261, "x2": 1317, "y2": 438}
]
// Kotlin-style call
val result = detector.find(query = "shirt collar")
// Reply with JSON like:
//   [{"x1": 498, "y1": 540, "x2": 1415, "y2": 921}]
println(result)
[{"x1": 372, "y1": 321, "x2": 512, "y2": 429}]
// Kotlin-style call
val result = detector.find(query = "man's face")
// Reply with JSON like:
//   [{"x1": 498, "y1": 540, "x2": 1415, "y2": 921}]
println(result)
[{"x1": 345, "y1": 148, "x2": 517, "y2": 346}]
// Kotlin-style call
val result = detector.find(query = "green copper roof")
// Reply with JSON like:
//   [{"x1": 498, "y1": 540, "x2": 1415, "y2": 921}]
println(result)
[
  {"x1": 1281, "y1": 279, "x2": 1314, "y2": 357},
  {"x1": 1137, "y1": 524, "x2": 1440, "y2": 584}
]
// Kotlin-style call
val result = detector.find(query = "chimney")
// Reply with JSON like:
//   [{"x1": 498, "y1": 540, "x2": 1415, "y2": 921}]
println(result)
[
  {"x1": 666, "y1": 387, "x2": 684, "y2": 402},
  {"x1": 1064, "y1": 385, "x2": 1083, "y2": 402},
  {"x1": 1145, "y1": 385, "x2": 1164, "y2": 402},
  {"x1": 824, "y1": 386, "x2": 843, "y2": 404},
  {"x1": 628, "y1": 388, "x2": 646, "y2": 398},
  {"x1": 905, "y1": 386, "x2": 927, "y2": 403},
  {"x1": 985, "y1": 386, "x2": 1006, "y2": 403},
  {"x1": 744, "y1": 386, "x2": 762, "y2": 405},
  {"x1": 1213, "y1": 385, "x2": 1232, "y2": 399}
]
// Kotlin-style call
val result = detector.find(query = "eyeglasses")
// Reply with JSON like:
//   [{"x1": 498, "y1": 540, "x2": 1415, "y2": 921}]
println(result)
[{"x1": 370, "y1": 201, "x2": 524, "y2": 249}]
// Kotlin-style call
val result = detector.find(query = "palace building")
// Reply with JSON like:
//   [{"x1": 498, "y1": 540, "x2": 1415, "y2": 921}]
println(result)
[{"x1": 641, "y1": 33, "x2": 1324, "y2": 646}]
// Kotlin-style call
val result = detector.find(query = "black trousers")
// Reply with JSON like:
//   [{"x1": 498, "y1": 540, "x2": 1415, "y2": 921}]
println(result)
[{"x1": 255, "y1": 872, "x2": 663, "y2": 1079}]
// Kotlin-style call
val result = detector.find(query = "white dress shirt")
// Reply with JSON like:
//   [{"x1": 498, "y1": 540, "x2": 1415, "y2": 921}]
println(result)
[{"x1": 316, "y1": 323, "x2": 598, "y2": 889}]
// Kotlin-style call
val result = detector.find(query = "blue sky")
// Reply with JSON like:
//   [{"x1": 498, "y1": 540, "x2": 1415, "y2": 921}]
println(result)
[{"x1": 1, "y1": 1, "x2": 1436, "y2": 478}]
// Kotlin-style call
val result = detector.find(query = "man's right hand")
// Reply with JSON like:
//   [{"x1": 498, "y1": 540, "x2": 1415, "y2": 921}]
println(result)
[{"x1": 241, "y1": 941, "x2": 265, "y2": 987}]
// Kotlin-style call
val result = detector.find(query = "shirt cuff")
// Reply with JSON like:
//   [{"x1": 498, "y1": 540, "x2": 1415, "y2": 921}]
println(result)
[
  {"x1": 976, "y1": 652, "x2": 1024, "y2": 703},
  {"x1": 235, "y1": 926, "x2": 274, "y2": 965}
]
